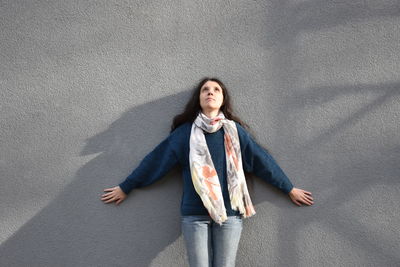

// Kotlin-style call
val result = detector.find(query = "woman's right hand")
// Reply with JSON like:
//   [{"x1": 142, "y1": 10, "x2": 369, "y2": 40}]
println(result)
[
  {"x1": 101, "y1": 186, "x2": 127, "y2": 205},
  {"x1": 288, "y1": 187, "x2": 313, "y2": 206}
]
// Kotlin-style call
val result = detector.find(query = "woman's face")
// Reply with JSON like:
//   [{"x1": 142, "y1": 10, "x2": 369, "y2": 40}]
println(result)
[{"x1": 199, "y1": 81, "x2": 224, "y2": 113}]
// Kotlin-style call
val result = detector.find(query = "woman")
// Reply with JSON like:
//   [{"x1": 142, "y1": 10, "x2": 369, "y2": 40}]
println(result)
[{"x1": 101, "y1": 77, "x2": 314, "y2": 267}]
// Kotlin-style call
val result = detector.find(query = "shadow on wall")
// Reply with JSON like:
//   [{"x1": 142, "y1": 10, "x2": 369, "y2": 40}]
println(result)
[
  {"x1": 0, "y1": 91, "x2": 195, "y2": 266},
  {"x1": 263, "y1": 2, "x2": 400, "y2": 265},
  {"x1": 1, "y1": 86, "x2": 399, "y2": 266},
  {"x1": 2, "y1": 1, "x2": 400, "y2": 265},
  {"x1": 271, "y1": 82, "x2": 400, "y2": 266},
  {"x1": 0, "y1": 89, "x2": 307, "y2": 267},
  {"x1": 0, "y1": 83, "x2": 303, "y2": 266},
  {"x1": 281, "y1": 82, "x2": 400, "y2": 150}
]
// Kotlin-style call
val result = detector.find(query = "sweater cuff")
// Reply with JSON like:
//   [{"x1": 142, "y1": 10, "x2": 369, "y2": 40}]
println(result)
[
  {"x1": 282, "y1": 183, "x2": 294, "y2": 194},
  {"x1": 118, "y1": 180, "x2": 140, "y2": 195}
]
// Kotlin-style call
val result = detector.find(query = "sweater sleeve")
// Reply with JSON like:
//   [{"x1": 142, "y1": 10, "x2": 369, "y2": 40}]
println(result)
[
  {"x1": 118, "y1": 134, "x2": 178, "y2": 195},
  {"x1": 236, "y1": 123, "x2": 294, "y2": 194}
]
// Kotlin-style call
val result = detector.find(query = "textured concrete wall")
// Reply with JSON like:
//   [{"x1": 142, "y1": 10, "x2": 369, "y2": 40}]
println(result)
[{"x1": 1, "y1": 0, "x2": 399, "y2": 266}]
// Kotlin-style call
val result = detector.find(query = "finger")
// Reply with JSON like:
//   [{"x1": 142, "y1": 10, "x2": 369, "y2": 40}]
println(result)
[
  {"x1": 305, "y1": 198, "x2": 314, "y2": 204},
  {"x1": 101, "y1": 195, "x2": 115, "y2": 201},
  {"x1": 303, "y1": 198, "x2": 312, "y2": 205},
  {"x1": 293, "y1": 199, "x2": 302, "y2": 206},
  {"x1": 104, "y1": 188, "x2": 114, "y2": 192},
  {"x1": 101, "y1": 193, "x2": 115, "y2": 198},
  {"x1": 304, "y1": 194, "x2": 313, "y2": 201},
  {"x1": 300, "y1": 194, "x2": 309, "y2": 202},
  {"x1": 303, "y1": 191, "x2": 312, "y2": 195},
  {"x1": 101, "y1": 192, "x2": 113, "y2": 197},
  {"x1": 301, "y1": 196, "x2": 313, "y2": 205},
  {"x1": 104, "y1": 197, "x2": 117, "y2": 204}
]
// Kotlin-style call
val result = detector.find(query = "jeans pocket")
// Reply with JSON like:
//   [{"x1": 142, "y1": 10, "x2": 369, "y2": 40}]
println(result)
[{"x1": 226, "y1": 215, "x2": 243, "y2": 226}]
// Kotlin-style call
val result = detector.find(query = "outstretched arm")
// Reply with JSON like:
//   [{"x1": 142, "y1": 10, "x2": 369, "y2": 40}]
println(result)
[
  {"x1": 101, "y1": 134, "x2": 179, "y2": 205},
  {"x1": 237, "y1": 123, "x2": 313, "y2": 206}
]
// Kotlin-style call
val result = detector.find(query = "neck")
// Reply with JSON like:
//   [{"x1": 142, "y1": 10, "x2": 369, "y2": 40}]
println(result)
[{"x1": 202, "y1": 109, "x2": 219, "y2": 119}]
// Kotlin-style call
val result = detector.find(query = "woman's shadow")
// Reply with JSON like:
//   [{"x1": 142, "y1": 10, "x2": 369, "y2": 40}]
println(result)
[
  {"x1": 0, "y1": 89, "x2": 302, "y2": 267},
  {"x1": 0, "y1": 91, "x2": 195, "y2": 267}
]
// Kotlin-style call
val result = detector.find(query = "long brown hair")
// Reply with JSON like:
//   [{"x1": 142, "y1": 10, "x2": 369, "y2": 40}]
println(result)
[{"x1": 171, "y1": 77, "x2": 250, "y2": 132}]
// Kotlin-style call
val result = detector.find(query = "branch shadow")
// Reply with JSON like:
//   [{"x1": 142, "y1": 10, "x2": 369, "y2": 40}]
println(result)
[
  {"x1": 270, "y1": 80, "x2": 400, "y2": 266},
  {"x1": 251, "y1": 1, "x2": 400, "y2": 265},
  {"x1": 281, "y1": 81, "x2": 400, "y2": 150},
  {"x1": 273, "y1": 147, "x2": 400, "y2": 266},
  {"x1": 260, "y1": 0, "x2": 400, "y2": 49}
]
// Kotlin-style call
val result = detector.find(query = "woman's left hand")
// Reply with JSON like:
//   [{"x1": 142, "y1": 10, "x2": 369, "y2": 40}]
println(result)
[{"x1": 288, "y1": 187, "x2": 314, "y2": 206}]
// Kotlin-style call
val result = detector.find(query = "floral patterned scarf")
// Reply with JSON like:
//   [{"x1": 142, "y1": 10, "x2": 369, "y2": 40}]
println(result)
[{"x1": 189, "y1": 111, "x2": 256, "y2": 225}]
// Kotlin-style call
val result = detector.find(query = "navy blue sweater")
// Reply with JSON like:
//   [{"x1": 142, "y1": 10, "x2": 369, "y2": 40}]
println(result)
[{"x1": 119, "y1": 122, "x2": 294, "y2": 216}]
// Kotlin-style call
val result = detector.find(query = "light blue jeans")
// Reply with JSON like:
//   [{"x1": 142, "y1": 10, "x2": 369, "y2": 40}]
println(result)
[{"x1": 181, "y1": 215, "x2": 243, "y2": 267}]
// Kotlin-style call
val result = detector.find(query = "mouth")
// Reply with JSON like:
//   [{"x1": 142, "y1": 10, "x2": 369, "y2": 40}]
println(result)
[{"x1": 206, "y1": 98, "x2": 215, "y2": 101}]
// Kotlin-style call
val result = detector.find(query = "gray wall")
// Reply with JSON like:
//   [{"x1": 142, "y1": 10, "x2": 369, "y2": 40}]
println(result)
[{"x1": 1, "y1": 0, "x2": 399, "y2": 266}]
